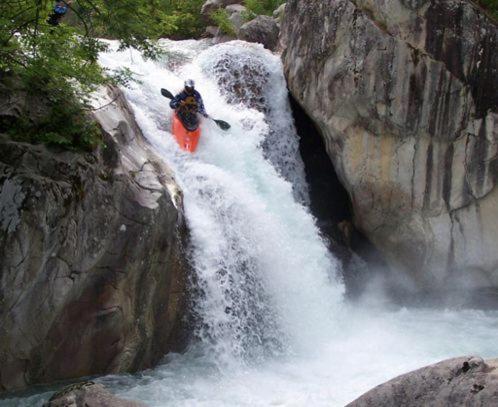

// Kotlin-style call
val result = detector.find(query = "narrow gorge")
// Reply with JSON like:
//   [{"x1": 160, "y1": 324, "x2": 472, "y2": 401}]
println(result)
[{"x1": 0, "y1": 0, "x2": 497, "y2": 406}]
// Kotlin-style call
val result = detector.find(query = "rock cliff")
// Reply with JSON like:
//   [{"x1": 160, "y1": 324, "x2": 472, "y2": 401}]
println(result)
[
  {"x1": 0, "y1": 86, "x2": 188, "y2": 392},
  {"x1": 282, "y1": 0, "x2": 498, "y2": 297},
  {"x1": 348, "y1": 356, "x2": 498, "y2": 406}
]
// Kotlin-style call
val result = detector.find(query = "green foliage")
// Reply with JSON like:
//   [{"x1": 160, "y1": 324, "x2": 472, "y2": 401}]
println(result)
[
  {"x1": 211, "y1": 9, "x2": 236, "y2": 37},
  {"x1": 0, "y1": 0, "x2": 207, "y2": 150},
  {"x1": 243, "y1": 0, "x2": 285, "y2": 17},
  {"x1": 65, "y1": 0, "x2": 206, "y2": 40},
  {"x1": 167, "y1": 0, "x2": 207, "y2": 39},
  {"x1": 477, "y1": 0, "x2": 498, "y2": 19},
  {"x1": 3, "y1": 72, "x2": 102, "y2": 151}
]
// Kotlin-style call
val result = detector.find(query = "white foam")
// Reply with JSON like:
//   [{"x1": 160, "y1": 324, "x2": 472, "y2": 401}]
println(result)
[
  {"x1": 6, "y1": 39, "x2": 497, "y2": 407},
  {"x1": 97, "y1": 40, "x2": 498, "y2": 406}
]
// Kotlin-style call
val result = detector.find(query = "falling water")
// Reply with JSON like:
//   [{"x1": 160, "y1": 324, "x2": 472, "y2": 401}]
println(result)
[{"x1": 4, "y1": 40, "x2": 498, "y2": 407}]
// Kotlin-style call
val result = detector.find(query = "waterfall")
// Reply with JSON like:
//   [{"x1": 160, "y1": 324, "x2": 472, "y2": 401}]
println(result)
[
  {"x1": 7, "y1": 39, "x2": 497, "y2": 407},
  {"x1": 99, "y1": 39, "x2": 344, "y2": 362}
]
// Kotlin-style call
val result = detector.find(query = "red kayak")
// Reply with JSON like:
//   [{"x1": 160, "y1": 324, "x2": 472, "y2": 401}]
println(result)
[{"x1": 172, "y1": 112, "x2": 201, "y2": 153}]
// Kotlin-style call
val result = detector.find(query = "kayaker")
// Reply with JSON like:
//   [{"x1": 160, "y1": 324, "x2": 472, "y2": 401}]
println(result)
[
  {"x1": 47, "y1": 0, "x2": 72, "y2": 26},
  {"x1": 160, "y1": 83, "x2": 230, "y2": 152},
  {"x1": 169, "y1": 79, "x2": 209, "y2": 121}
]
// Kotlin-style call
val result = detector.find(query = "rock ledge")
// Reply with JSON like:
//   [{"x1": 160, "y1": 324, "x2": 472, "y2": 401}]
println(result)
[{"x1": 348, "y1": 356, "x2": 498, "y2": 406}]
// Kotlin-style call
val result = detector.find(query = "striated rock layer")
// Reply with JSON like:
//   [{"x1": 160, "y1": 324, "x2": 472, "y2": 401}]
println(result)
[
  {"x1": 348, "y1": 356, "x2": 498, "y2": 406},
  {"x1": 44, "y1": 381, "x2": 145, "y2": 407},
  {"x1": 282, "y1": 0, "x2": 498, "y2": 297},
  {"x1": 0, "y1": 86, "x2": 188, "y2": 392}
]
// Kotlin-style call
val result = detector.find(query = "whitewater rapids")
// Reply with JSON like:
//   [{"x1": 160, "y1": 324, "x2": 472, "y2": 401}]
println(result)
[{"x1": 4, "y1": 40, "x2": 498, "y2": 407}]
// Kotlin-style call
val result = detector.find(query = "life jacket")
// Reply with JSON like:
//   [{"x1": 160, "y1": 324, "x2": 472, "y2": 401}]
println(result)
[{"x1": 180, "y1": 95, "x2": 199, "y2": 113}]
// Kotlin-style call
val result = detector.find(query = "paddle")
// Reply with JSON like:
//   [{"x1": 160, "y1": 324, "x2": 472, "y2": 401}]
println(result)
[
  {"x1": 161, "y1": 88, "x2": 231, "y2": 131},
  {"x1": 161, "y1": 88, "x2": 174, "y2": 99}
]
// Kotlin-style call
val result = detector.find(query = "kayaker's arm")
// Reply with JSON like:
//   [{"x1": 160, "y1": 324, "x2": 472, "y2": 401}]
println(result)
[
  {"x1": 195, "y1": 91, "x2": 208, "y2": 118},
  {"x1": 161, "y1": 87, "x2": 231, "y2": 131},
  {"x1": 169, "y1": 92, "x2": 184, "y2": 110}
]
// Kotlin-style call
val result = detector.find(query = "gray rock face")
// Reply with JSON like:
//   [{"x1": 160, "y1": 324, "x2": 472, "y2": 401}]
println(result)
[
  {"x1": 225, "y1": 4, "x2": 246, "y2": 15},
  {"x1": 239, "y1": 16, "x2": 280, "y2": 51},
  {"x1": 348, "y1": 356, "x2": 498, "y2": 406},
  {"x1": 229, "y1": 9, "x2": 247, "y2": 35},
  {"x1": 0, "y1": 86, "x2": 188, "y2": 392},
  {"x1": 282, "y1": 0, "x2": 498, "y2": 295},
  {"x1": 204, "y1": 25, "x2": 221, "y2": 38},
  {"x1": 201, "y1": 0, "x2": 241, "y2": 19},
  {"x1": 44, "y1": 382, "x2": 145, "y2": 407},
  {"x1": 201, "y1": 2, "x2": 245, "y2": 40}
]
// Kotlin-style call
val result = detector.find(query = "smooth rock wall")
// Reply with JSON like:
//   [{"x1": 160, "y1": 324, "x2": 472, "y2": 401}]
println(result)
[
  {"x1": 282, "y1": 0, "x2": 498, "y2": 296},
  {"x1": 0, "y1": 86, "x2": 188, "y2": 392}
]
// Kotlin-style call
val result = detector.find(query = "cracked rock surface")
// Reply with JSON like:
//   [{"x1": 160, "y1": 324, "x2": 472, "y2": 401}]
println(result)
[
  {"x1": 282, "y1": 0, "x2": 498, "y2": 297},
  {"x1": 44, "y1": 381, "x2": 145, "y2": 407},
  {"x1": 348, "y1": 356, "x2": 498, "y2": 406},
  {"x1": 0, "y1": 86, "x2": 188, "y2": 393}
]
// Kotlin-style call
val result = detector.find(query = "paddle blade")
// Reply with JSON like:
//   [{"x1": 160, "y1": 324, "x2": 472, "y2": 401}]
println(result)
[
  {"x1": 161, "y1": 88, "x2": 174, "y2": 99},
  {"x1": 214, "y1": 119, "x2": 231, "y2": 131}
]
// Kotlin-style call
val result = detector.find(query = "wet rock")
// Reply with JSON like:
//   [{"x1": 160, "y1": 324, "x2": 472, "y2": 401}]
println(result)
[
  {"x1": 203, "y1": 25, "x2": 220, "y2": 38},
  {"x1": 44, "y1": 382, "x2": 145, "y2": 407},
  {"x1": 282, "y1": 0, "x2": 498, "y2": 297},
  {"x1": 211, "y1": 53, "x2": 268, "y2": 111},
  {"x1": 348, "y1": 356, "x2": 498, "y2": 406},
  {"x1": 206, "y1": 42, "x2": 308, "y2": 202},
  {"x1": 239, "y1": 16, "x2": 280, "y2": 51},
  {"x1": 213, "y1": 34, "x2": 237, "y2": 44},
  {"x1": 0, "y1": 86, "x2": 188, "y2": 393},
  {"x1": 203, "y1": 25, "x2": 235, "y2": 44}
]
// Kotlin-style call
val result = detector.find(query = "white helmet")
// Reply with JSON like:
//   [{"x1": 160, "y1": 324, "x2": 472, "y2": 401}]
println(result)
[{"x1": 184, "y1": 79, "x2": 195, "y2": 91}]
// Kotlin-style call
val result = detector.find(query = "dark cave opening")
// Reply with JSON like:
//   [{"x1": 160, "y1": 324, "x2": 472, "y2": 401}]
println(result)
[
  {"x1": 289, "y1": 95, "x2": 387, "y2": 297},
  {"x1": 289, "y1": 96, "x2": 351, "y2": 240},
  {"x1": 289, "y1": 95, "x2": 498, "y2": 309}
]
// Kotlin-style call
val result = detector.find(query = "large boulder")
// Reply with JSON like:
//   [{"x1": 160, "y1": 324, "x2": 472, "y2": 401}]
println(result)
[
  {"x1": 206, "y1": 41, "x2": 308, "y2": 202},
  {"x1": 239, "y1": 15, "x2": 280, "y2": 51},
  {"x1": 201, "y1": 0, "x2": 241, "y2": 19},
  {"x1": 0, "y1": 86, "x2": 188, "y2": 392},
  {"x1": 44, "y1": 382, "x2": 145, "y2": 407},
  {"x1": 281, "y1": 0, "x2": 498, "y2": 298},
  {"x1": 348, "y1": 356, "x2": 498, "y2": 406}
]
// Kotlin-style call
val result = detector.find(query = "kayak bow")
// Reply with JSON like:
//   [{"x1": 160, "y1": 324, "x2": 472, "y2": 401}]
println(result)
[{"x1": 172, "y1": 112, "x2": 201, "y2": 153}]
